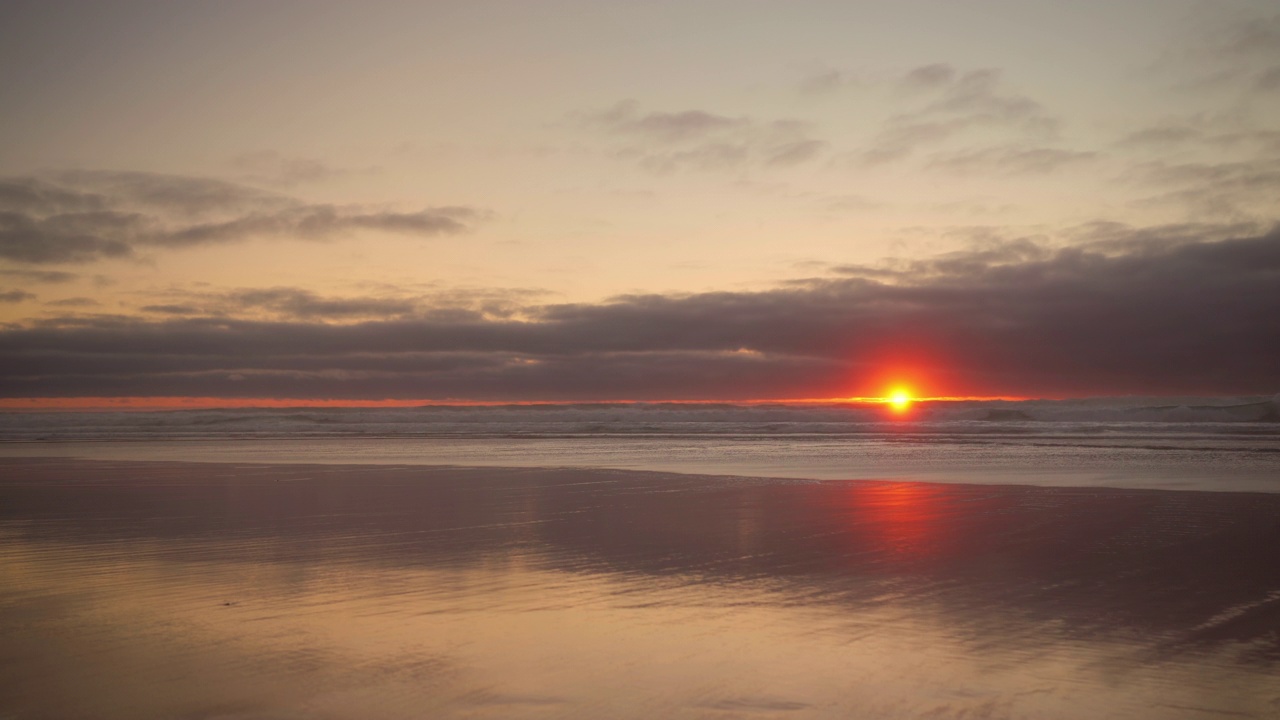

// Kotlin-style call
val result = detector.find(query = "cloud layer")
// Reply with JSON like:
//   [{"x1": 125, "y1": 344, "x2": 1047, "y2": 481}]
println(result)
[{"x1": 3, "y1": 224, "x2": 1277, "y2": 400}]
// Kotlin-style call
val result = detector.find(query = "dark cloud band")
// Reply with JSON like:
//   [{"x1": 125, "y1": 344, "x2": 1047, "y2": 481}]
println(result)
[{"x1": 2, "y1": 226, "x2": 1277, "y2": 399}]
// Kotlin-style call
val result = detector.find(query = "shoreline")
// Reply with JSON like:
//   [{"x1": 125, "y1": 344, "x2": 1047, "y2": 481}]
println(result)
[{"x1": 3, "y1": 434, "x2": 1279, "y2": 494}]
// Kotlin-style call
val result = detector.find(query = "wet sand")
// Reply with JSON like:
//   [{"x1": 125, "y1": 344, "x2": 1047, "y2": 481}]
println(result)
[{"x1": 2, "y1": 457, "x2": 1278, "y2": 719}]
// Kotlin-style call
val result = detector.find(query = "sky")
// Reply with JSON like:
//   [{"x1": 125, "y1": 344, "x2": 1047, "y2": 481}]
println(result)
[{"x1": 1, "y1": 0, "x2": 1278, "y2": 404}]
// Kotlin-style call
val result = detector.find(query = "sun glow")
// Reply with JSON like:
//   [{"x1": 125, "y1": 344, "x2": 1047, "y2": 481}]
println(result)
[{"x1": 887, "y1": 389, "x2": 912, "y2": 412}]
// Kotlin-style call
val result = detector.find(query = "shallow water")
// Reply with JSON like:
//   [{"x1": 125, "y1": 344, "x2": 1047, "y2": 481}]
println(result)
[
  {"x1": 5, "y1": 432, "x2": 1280, "y2": 493},
  {"x1": 2, "y1": 458, "x2": 1278, "y2": 719}
]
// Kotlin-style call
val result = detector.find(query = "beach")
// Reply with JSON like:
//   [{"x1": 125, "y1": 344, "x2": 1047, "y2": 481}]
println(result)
[{"x1": 3, "y1": 456, "x2": 1278, "y2": 719}]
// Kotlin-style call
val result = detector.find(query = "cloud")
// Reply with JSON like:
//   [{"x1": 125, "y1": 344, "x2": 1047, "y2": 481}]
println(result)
[
  {"x1": 797, "y1": 69, "x2": 848, "y2": 96},
  {"x1": 0, "y1": 173, "x2": 487, "y2": 264},
  {"x1": 924, "y1": 68, "x2": 1046, "y2": 123},
  {"x1": 1116, "y1": 125, "x2": 1205, "y2": 149},
  {"x1": 49, "y1": 171, "x2": 291, "y2": 217},
  {"x1": 765, "y1": 139, "x2": 829, "y2": 167},
  {"x1": 1254, "y1": 65, "x2": 1280, "y2": 92},
  {"x1": 928, "y1": 146, "x2": 1097, "y2": 175},
  {"x1": 858, "y1": 65, "x2": 1060, "y2": 165},
  {"x1": 1127, "y1": 158, "x2": 1280, "y2": 218},
  {"x1": 44, "y1": 297, "x2": 99, "y2": 308},
  {"x1": 142, "y1": 287, "x2": 420, "y2": 321},
  {"x1": 0, "y1": 289, "x2": 36, "y2": 303},
  {"x1": 131, "y1": 285, "x2": 545, "y2": 322},
  {"x1": 0, "y1": 177, "x2": 108, "y2": 215},
  {"x1": 584, "y1": 102, "x2": 827, "y2": 173},
  {"x1": 1115, "y1": 122, "x2": 1280, "y2": 155},
  {"x1": 231, "y1": 151, "x2": 346, "y2": 187},
  {"x1": 589, "y1": 101, "x2": 748, "y2": 143},
  {"x1": 0, "y1": 211, "x2": 137, "y2": 263},
  {"x1": 900, "y1": 63, "x2": 956, "y2": 90},
  {"x1": 1159, "y1": 10, "x2": 1280, "y2": 96},
  {"x1": 818, "y1": 195, "x2": 884, "y2": 214},
  {"x1": 144, "y1": 205, "x2": 481, "y2": 249},
  {"x1": 3, "y1": 225, "x2": 1277, "y2": 399},
  {"x1": 858, "y1": 119, "x2": 968, "y2": 165},
  {"x1": 0, "y1": 269, "x2": 79, "y2": 284}
]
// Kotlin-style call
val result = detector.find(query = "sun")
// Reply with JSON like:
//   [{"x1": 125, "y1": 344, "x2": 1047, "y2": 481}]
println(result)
[{"x1": 887, "y1": 389, "x2": 912, "y2": 411}]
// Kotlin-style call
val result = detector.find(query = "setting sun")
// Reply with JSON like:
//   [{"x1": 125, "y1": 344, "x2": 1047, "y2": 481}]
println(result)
[{"x1": 888, "y1": 389, "x2": 912, "y2": 411}]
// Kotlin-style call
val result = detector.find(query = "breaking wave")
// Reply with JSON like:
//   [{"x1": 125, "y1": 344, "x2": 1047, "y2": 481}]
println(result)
[{"x1": 1, "y1": 397, "x2": 1277, "y2": 443}]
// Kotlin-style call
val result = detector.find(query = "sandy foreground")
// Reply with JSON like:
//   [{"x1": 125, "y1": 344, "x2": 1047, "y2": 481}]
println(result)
[{"x1": 1, "y1": 457, "x2": 1278, "y2": 719}]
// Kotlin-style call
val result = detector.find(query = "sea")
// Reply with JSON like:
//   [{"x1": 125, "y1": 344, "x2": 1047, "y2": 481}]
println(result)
[
  {"x1": 2, "y1": 396, "x2": 1278, "y2": 491},
  {"x1": 2, "y1": 397, "x2": 1279, "y2": 718}
]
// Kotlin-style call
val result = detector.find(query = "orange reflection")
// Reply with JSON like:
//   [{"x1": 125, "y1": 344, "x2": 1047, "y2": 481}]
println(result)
[{"x1": 850, "y1": 482, "x2": 941, "y2": 561}]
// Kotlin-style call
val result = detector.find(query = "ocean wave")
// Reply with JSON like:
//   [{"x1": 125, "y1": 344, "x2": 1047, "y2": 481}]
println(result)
[{"x1": 1, "y1": 397, "x2": 1277, "y2": 443}]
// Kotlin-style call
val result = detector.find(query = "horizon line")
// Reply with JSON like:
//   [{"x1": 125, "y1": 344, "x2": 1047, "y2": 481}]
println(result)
[{"x1": 1, "y1": 393, "x2": 1266, "y2": 411}]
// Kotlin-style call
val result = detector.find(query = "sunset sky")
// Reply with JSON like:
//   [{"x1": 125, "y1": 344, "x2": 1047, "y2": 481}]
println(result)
[{"x1": 1, "y1": 0, "x2": 1278, "y2": 404}]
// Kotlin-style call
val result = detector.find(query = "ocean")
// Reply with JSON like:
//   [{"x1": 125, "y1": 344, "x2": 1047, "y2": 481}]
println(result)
[
  {"x1": 3, "y1": 398, "x2": 1278, "y2": 491},
  {"x1": 2, "y1": 399, "x2": 1278, "y2": 719}
]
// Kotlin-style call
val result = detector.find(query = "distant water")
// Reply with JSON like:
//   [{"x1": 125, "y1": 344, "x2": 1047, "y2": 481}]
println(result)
[
  {"x1": 2, "y1": 399, "x2": 1278, "y2": 492},
  {"x1": 3, "y1": 397, "x2": 1279, "y2": 441},
  {"x1": 3, "y1": 400, "x2": 1279, "y2": 717}
]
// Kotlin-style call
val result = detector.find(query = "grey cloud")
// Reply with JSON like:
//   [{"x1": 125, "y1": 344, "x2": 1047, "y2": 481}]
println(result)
[
  {"x1": 766, "y1": 140, "x2": 828, "y2": 167},
  {"x1": 0, "y1": 211, "x2": 136, "y2": 263},
  {"x1": 638, "y1": 143, "x2": 750, "y2": 174},
  {"x1": 586, "y1": 102, "x2": 827, "y2": 173},
  {"x1": 860, "y1": 67, "x2": 1058, "y2": 166},
  {"x1": 1116, "y1": 125, "x2": 1204, "y2": 149},
  {"x1": 1163, "y1": 11, "x2": 1280, "y2": 94},
  {"x1": 797, "y1": 69, "x2": 846, "y2": 95},
  {"x1": 819, "y1": 195, "x2": 883, "y2": 214},
  {"x1": 410, "y1": 286, "x2": 549, "y2": 319},
  {"x1": 901, "y1": 63, "x2": 956, "y2": 89},
  {"x1": 45, "y1": 297, "x2": 100, "y2": 308},
  {"x1": 216, "y1": 287, "x2": 421, "y2": 320},
  {"x1": 1128, "y1": 159, "x2": 1280, "y2": 217},
  {"x1": 629, "y1": 110, "x2": 745, "y2": 142},
  {"x1": 139, "y1": 304, "x2": 200, "y2": 315},
  {"x1": 0, "y1": 173, "x2": 486, "y2": 263},
  {"x1": 0, "y1": 177, "x2": 108, "y2": 215},
  {"x1": 1135, "y1": 159, "x2": 1280, "y2": 187},
  {"x1": 1066, "y1": 220, "x2": 1263, "y2": 253},
  {"x1": 3, "y1": 226, "x2": 1278, "y2": 399},
  {"x1": 0, "y1": 289, "x2": 36, "y2": 303},
  {"x1": 344, "y1": 207, "x2": 484, "y2": 233},
  {"x1": 146, "y1": 205, "x2": 478, "y2": 248},
  {"x1": 1256, "y1": 66, "x2": 1280, "y2": 92},
  {"x1": 929, "y1": 69, "x2": 1045, "y2": 123},
  {"x1": 926, "y1": 198, "x2": 1016, "y2": 218},
  {"x1": 135, "y1": 289, "x2": 418, "y2": 321},
  {"x1": 1116, "y1": 122, "x2": 1280, "y2": 154},
  {"x1": 830, "y1": 235, "x2": 1052, "y2": 280},
  {"x1": 51, "y1": 170, "x2": 292, "y2": 218},
  {"x1": 0, "y1": 269, "x2": 78, "y2": 283},
  {"x1": 1204, "y1": 12, "x2": 1280, "y2": 63},
  {"x1": 587, "y1": 101, "x2": 747, "y2": 143},
  {"x1": 929, "y1": 146, "x2": 1097, "y2": 175},
  {"x1": 858, "y1": 119, "x2": 969, "y2": 164},
  {"x1": 132, "y1": 285, "x2": 540, "y2": 322},
  {"x1": 231, "y1": 151, "x2": 349, "y2": 187}
]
